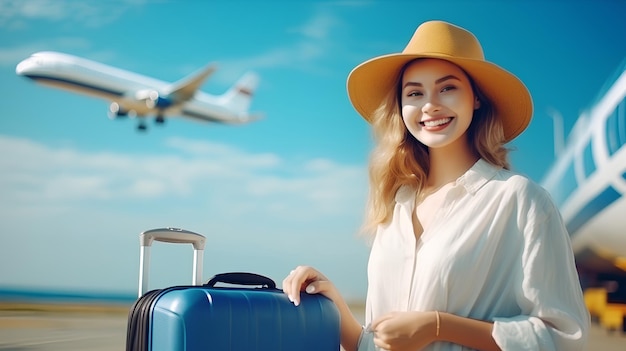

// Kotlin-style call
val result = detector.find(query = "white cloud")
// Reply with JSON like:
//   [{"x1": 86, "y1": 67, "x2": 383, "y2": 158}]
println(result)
[
  {"x1": 165, "y1": 136, "x2": 281, "y2": 169},
  {"x1": 0, "y1": 0, "x2": 147, "y2": 29},
  {"x1": 219, "y1": 10, "x2": 344, "y2": 77},
  {"x1": 0, "y1": 135, "x2": 367, "y2": 221},
  {"x1": 292, "y1": 10, "x2": 340, "y2": 41}
]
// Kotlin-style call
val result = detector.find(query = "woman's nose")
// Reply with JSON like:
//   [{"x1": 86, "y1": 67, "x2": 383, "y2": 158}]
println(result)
[{"x1": 421, "y1": 100, "x2": 441, "y2": 114}]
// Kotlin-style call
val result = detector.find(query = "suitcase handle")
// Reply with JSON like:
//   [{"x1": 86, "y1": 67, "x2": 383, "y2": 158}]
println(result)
[
  {"x1": 138, "y1": 227, "x2": 206, "y2": 297},
  {"x1": 205, "y1": 272, "x2": 277, "y2": 289},
  {"x1": 140, "y1": 227, "x2": 206, "y2": 250}
]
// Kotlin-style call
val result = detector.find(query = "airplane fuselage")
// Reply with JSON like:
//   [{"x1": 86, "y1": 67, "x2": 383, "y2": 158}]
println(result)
[
  {"x1": 16, "y1": 51, "x2": 260, "y2": 129},
  {"x1": 542, "y1": 60, "x2": 626, "y2": 281}
]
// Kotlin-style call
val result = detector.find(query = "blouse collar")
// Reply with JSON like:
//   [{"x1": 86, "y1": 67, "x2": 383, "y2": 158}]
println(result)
[{"x1": 395, "y1": 158, "x2": 502, "y2": 205}]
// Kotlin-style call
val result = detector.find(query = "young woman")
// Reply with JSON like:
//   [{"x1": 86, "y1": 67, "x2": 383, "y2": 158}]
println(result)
[{"x1": 282, "y1": 20, "x2": 589, "y2": 351}]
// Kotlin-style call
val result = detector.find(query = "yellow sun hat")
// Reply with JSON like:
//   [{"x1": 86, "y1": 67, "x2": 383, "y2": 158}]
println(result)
[{"x1": 346, "y1": 20, "x2": 533, "y2": 142}]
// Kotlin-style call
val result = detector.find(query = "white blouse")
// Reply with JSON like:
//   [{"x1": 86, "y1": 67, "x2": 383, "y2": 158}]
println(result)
[{"x1": 360, "y1": 159, "x2": 589, "y2": 351}]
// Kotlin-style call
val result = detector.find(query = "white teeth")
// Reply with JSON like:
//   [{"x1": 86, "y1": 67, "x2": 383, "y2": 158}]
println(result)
[{"x1": 423, "y1": 117, "x2": 452, "y2": 127}]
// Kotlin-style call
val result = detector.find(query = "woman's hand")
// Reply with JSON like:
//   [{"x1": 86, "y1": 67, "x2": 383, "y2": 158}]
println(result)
[
  {"x1": 369, "y1": 311, "x2": 437, "y2": 351},
  {"x1": 281, "y1": 265, "x2": 338, "y2": 306},
  {"x1": 283, "y1": 265, "x2": 367, "y2": 351}
]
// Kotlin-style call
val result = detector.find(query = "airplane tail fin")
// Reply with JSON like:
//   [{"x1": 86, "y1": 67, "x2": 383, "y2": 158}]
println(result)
[{"x1": 218, "y1": 72, "x2": 260, "y2": 117}]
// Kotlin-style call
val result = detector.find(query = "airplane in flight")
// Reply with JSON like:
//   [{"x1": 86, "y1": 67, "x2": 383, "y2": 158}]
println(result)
[
  {"x1": 15, "y1": 51, "x2": 261, "y2": 131},
  {"x1": 540, "y1": 59, "x2": 626, "y2": 326}
]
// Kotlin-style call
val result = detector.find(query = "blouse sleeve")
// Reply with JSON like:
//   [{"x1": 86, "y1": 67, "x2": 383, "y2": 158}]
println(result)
[{"x1": 491, "y1": 187, "x2": 590, "y2": 350}]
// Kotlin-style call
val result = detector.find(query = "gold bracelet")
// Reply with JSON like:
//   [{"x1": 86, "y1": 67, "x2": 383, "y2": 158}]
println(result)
[{"x1": 435, "y1": 311, "x2": 440, "y2": 337}]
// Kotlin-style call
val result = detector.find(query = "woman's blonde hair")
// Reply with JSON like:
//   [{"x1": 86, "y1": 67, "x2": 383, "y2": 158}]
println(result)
[{"x1": 361, "y1": 60, "x2": 510, "y2": 234}]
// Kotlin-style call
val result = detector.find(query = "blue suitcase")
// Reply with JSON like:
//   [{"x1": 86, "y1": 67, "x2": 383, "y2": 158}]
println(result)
[{"x1": 126, "y1": 228, "x2": 340, "y2": 351}]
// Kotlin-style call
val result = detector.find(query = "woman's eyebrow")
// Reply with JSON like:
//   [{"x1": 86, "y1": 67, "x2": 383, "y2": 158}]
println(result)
[
  {"x1": 435, "y1": 74, "x2": 461, "y2": 84},
  {"x1": 402, "y1": 74, "x2": 462, "y2": 89}
]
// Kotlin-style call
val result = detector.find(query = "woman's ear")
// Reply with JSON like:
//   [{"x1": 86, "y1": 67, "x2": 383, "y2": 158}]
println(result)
[{"x1": 474, "y1": 97, "x2": 481, "y2": 110}]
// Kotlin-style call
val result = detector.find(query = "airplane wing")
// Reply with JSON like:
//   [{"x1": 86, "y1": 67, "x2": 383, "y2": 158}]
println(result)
[{"x1": 164, "y1": 63, "x2": 217, "y2": 102}]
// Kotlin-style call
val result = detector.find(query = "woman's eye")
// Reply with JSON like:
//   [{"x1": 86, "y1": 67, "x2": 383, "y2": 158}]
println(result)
[
  {"x1": 441, "y1": 85, "x2": 457, "y2": 92},
  {"x1": 407, "y1": 91, "x2": 423, "y2": 97}
]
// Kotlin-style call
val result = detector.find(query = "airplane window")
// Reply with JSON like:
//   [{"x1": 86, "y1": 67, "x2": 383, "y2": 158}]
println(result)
[
  {"x1": 606, "y1": 107, "x2": 620, "y2": 156},
  {"x1": 582, "y1": 141, "x2": 595, "y2": 179},
  {"x1": 617, "y1": 99, "x2": 626, "y2": 149}
]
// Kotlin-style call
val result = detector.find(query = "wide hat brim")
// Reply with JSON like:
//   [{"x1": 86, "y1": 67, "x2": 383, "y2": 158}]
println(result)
[{"x1": 346, "y1": 22, "x2": 533, "y2": 143}]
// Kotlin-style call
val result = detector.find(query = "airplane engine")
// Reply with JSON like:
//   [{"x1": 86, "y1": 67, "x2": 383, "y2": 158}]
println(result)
[
  {"x1": 108, "y1": 102, "x2": 135, "y2": 119},
  {"x1": 138, "y1": 90, "x2": 173, "y2": 109}
]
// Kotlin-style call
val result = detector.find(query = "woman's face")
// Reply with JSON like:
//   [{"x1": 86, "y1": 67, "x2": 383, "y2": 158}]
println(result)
[{"x1": 400, "y1": 59, "x2": 480, "y2": 150}]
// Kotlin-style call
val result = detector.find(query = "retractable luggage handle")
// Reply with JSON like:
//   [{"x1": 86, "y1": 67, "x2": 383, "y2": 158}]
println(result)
[{"x1": 138, "y1": 227, "x2": 206, "y2": 297}]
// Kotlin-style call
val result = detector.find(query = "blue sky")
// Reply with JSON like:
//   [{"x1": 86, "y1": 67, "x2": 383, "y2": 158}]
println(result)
[{"x1": 1, "y1": 0, "x2": 625, "y2": 302}]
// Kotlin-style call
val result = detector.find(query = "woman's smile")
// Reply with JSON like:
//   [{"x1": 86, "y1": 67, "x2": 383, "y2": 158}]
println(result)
[{"x1": 420, "y1": 117, "x2": 454, "y2": 129}]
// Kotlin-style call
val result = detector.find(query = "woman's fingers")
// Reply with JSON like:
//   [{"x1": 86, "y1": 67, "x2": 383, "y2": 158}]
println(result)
[
  {"x1": 281, "y1": 269, "x2": 299, "y2": 303},
  {"x1": 281, "y1": 266, "x2": 327, "y2": 306},
  {"x1": 369, "y1": 313, "x2": 393, "y2": 331},
  {"x1": 282, "y1": 266, "x2": 309, "y2": 306}
]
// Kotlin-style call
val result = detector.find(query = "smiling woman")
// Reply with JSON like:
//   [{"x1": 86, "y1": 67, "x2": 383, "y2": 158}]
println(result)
[{"x1": 282, "y1": 20, "x2": 590, "y2": 351}]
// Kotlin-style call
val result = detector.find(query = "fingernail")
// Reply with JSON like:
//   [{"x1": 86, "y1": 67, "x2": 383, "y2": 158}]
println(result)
[
  {"x1": 306, "y1": 285, "x2": 315, "y2": 293},
  {"x1": 288, "y1": 295, "x2": 294, "y2": 303},
  {"x1": 294, "y1": 300, "x2": 299, "y2": 307}
]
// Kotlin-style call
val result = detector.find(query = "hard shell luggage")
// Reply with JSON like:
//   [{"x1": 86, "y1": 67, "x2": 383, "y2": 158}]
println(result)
[{"x1": 126, "y1": 227, "x2": 341, "y2": 351}]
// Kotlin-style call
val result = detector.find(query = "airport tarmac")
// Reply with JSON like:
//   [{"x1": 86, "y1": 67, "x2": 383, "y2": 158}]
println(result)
[{"x1": 0, "y1": 303, "x2": 624, "y2": 350}]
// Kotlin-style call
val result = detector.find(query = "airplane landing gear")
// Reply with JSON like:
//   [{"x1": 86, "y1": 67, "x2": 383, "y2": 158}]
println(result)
[
  {"x1": 137, "y1": 122, "x2": 148, "y2": 131},
  {"x1": 155, "y1": 115, "x2": 165, "y2": 124}
]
